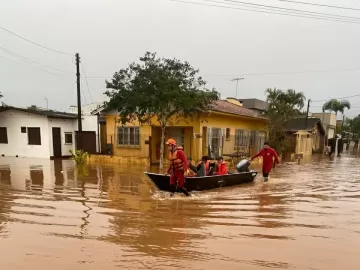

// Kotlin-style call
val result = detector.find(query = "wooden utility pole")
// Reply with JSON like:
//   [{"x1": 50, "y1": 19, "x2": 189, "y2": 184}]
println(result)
[
  {"x1": 75, "y1": 53, "x2": 82, "y2": 150},
  {"x1": 305, "y1": 99, "x2": 311, "y2": 129}
]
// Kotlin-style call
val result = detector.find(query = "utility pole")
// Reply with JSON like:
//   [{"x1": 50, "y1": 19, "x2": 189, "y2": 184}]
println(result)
[
  {"x1": 305, "y1": 99, "x2": 311, "y2": 129},
  {"x1": 231, "y1": 78, "x2": 244, "y2": 98},
  {"x1": 44, "y1": 97, "x2": 48, "y2": 109},
  {"x1": 76, "y1": 53, "x2": 82, "y2": 150}
]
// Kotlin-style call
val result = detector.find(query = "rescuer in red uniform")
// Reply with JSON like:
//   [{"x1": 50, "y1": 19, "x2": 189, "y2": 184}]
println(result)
[
  {"x1": 165, "y1": 138, "x2": 190, "y2": 197},
  {"x1": 250, "y1": 142, "x2": 279, "y2": 182}
]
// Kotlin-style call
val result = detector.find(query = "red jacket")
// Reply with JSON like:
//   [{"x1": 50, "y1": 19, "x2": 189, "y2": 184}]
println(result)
[
  {"x1": 215, "y1": 162, "x2": 227, "y2": 175},
  {"x1": 251, "y1": 147, "x2": 279, "y2": 174},
  {"x1": 167, "y1": 149, "x2": 188, "y2": 174}
]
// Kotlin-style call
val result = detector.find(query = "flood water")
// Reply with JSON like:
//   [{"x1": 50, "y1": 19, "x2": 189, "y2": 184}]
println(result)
[{"x1": 0, "y1": 155, "x2": 360, "y2": 270}]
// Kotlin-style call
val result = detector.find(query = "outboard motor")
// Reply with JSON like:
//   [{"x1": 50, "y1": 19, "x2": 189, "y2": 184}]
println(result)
[{"x1": 236, "y1": 159, "x2": 251, "y2": 173}]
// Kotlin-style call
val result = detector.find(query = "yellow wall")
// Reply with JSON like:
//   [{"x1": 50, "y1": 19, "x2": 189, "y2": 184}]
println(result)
[
  {"x1": 199, "y1": 112, "x2": 268, "y2": 158},
  {"x1": 105, "y1": 111, "x2": 268, "y2": 162},
  {"x1": 106, "y1": 115, "x2": 151, "y2": 158}
]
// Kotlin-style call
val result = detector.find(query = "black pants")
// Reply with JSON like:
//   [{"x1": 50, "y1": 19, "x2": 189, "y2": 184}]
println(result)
[{"x1": 262, "y1": 172, "x2": 269, "y2": 177}]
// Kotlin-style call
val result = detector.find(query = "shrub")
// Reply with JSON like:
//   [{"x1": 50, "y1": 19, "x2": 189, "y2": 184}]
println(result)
[{"x1": 69, "y1": 149, "x2": 88, "y2": 165}]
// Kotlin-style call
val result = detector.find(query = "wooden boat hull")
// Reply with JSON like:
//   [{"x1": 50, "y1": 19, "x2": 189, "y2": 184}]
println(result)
[{"x1": 145, "y1": 171, "x2": 258, "y2": 192}]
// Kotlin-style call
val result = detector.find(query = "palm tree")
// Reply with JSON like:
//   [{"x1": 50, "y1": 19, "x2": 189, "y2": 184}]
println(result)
[
  {"x1": 265, "y1": 88, "x2": 305, "y2": 111},
  {"x1": 284, "y1": 89, "x2": 305, "y2": 110},
  {"x1": 265, "y1": 88, "x2": 283, "y2": 104},
  {"x1": 322, "y1": 99, "x2": 351, "y2": 115}
]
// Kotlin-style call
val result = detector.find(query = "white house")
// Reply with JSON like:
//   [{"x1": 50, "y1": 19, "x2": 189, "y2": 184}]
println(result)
[
  {"x1": 311, "y1": 112, "x2": 337, "y2": 141},
  {"x1": 0, "y1": 106, "x2": 99, "y2": 159}
]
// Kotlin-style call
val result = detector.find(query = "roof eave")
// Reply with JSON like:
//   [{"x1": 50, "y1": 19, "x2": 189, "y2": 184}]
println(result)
[{"x1": 211, "y1": 109, "x2": 267, "y2": 121}]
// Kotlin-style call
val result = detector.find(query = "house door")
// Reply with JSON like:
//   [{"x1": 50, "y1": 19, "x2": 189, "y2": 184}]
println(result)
[{"x1": 52, "y1": 127, "x2": 62, "y2": 157}]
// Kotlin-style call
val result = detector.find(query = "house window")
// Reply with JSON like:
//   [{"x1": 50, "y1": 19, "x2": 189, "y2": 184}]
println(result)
[
  {"x1": 225, "y1": 128, "x2": 231, "y2": 140},
  {"x1": 117, "y1": 127, "x2": 140, "y2": 146},
  {"x1": 21, "y1": 127, "x2": 26, "y2": 133},
  {"x1": 27, "y1": 127, "x2": 41, "y2": 145},
  {"x1": 0, "y1": 127, "x2": 8, "y2": 144},
  {"x1": 65, "y1": 133, "x2": 73, "y2": 144},
  {"x1": 249, "y1": 130, "x2": 257, "y2": 146},
  {"x1": 235, "y1": 129, "x2": 246, "y2": 148}
]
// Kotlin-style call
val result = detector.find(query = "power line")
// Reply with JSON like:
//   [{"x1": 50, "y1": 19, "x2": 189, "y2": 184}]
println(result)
[
  {"x1": 0, "y1": 26, "x2": 72, "y2": 56},
  {"x1": 217, "y1": 0, "x2": 360, "y2": 21},
  {"x1": 80, "y1": 62, "x2": 94, "y2": 104},
  {"x1": 278, "y1": 0, "x2": 360, "y2": 12},
  {"x1": 312, "y1": 94, "x2": 360, "y2": 103},
  {"x1": 76, "y1": 65, "x2": 360, "y2": 80},
  {"x1": 0, "y1": 45, "x2": 73, "y2": 74},
  {"x1": 171, "y1": 0, "x2": 360, "y2": 24},
  {"x1": 210, "y1": 67, "x2": 360, "y2": 77},
  {"x1": 0, "y1": 55, "x2": 65, "y2": 77}
]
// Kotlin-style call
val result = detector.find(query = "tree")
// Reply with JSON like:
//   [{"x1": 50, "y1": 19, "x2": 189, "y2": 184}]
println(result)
[
  {"x1": 322, "y1": 99, "x2": 351, "y2": 115},
  {"x1": 265, "y1": 88, "x2": 306, "y2": 154},
  {"x1": 105, "y1": 52, "x2": 219, "y2": 168}
]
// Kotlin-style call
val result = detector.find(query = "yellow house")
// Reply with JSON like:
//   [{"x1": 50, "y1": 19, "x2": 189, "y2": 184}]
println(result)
[
  {"x1": 284, "y1": 117, "x2": 325, "y2": 159},
  {"x1": 96, "y1": 98, "x2": 268, "y2": 164}
]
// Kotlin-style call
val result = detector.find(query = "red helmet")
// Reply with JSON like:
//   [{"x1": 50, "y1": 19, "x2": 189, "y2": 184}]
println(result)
[{"x1": 166, "y1": 138, "x2": 176, "y2": 146}]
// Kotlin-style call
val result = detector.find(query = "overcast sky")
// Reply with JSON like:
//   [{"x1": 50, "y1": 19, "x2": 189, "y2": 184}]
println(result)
[{"x1": 1, "y1": 0, "x2": 360, "y2": 117}]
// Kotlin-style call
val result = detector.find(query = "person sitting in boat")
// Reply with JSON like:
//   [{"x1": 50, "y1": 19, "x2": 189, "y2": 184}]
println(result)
[
  {"x1": 165, "y1": 138, "x2": 190, "y2": 197},
  {"x1": 196, "y1": 156, "x2": 210, "y2": 176},
  {"x1": 214, "y1": 156, "x2": 228, "y2": 175},
  {"x1": 186, "y1": 157, "x2": 198, "y2": 177}
]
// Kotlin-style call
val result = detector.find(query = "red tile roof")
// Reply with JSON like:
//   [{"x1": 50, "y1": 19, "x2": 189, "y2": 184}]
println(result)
[{"x1": 210, "y1": 100, "x2": 266, "y2": 120}]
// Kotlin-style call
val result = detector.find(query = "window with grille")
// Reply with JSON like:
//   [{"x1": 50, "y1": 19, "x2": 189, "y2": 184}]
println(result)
[
  {"x1": 249, "y1": 130, "x2": 257, "y2": 146},
  {"x1": 235, "y1": 129, "x2": 246, "y2": 148},
  {"x1": 117, "y1": 127, "x2": 140, "y2": 146}
]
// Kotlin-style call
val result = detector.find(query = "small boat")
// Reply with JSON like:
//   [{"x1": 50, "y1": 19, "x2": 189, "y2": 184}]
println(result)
[{"x1": 144, "y1": 171, "x2": 258, "y2": 192}]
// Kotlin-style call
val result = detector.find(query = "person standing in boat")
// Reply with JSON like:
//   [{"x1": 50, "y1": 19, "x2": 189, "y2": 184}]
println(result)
[
  {"x1": 250, "y1": 142, "x2": 279, "y2": 182},
  {"x1": 214, "y1": 156, "x2": 228, "y2": 175},
  {"x1": 165, "y1": 138, "x2": 190, "y2": 197}
]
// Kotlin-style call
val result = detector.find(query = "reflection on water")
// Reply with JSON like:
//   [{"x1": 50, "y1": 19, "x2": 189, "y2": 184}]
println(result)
[{"x1": 0, "y1": 155, "x2": 359, "y2": 269}]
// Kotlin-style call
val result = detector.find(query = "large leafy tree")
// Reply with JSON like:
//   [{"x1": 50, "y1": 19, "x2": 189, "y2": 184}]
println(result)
[
  {"x1": 322, "y1": 99, "x2": 351, "y2": 115},
  {"x1": 265, "y1": 88, "x2": 306, "y2": 154},
  {"x1": 105, "y1": 52, "x2": 219, "y2": 168}
]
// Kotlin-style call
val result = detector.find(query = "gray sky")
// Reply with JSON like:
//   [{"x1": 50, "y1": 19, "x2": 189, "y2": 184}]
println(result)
[{"x1": 1, "y1": 0, "x2": 360, "y2": 118}]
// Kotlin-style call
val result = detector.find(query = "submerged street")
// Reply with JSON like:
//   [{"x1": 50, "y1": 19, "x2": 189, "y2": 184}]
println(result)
[{"x1": 0, "y1": 155, "x2": 359, "y2": 270}]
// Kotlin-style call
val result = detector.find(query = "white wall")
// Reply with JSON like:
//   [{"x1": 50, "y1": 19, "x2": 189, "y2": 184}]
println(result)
[
  {"x1": 312, "y1": 113, "x2": 336, "y2": 127},
  {"x1": 0, "y1": 110, "x2": 51, "y2": 158},
  {"x1": 48, "y1": 118, "x2": 76, "y2": 157},
  {"x1": 328, "y1": 128, "x2": 335, "y2": 140}
]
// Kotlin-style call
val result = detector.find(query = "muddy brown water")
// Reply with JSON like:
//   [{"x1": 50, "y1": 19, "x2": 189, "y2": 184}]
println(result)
[{"x1": 0, "y1": 155, "x2": 360, "y2": 270}]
